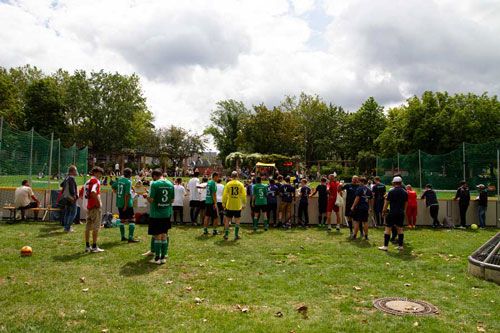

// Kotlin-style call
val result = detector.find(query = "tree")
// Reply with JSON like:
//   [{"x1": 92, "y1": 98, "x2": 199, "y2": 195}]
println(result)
[
  {"x1": 204, "y1": 99, "x2": 250, "y2": 161},
  {"x1": 24, "y1": 77, "x2": 67, "y2": 137},
  {"x1": 157, "y1": 125, "x2": 205, "y2": 167}
]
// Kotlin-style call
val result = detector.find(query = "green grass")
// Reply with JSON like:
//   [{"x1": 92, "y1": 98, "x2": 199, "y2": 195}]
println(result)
[{"x1": 0, "y1": 222, "x2": 498, "y2": 332}]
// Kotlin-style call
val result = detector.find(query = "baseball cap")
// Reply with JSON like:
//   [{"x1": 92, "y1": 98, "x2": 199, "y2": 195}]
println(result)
[
  {"x1": 476, "y1": 184, "x2": 485, "y2": 188},
  {"x1": 392, "y1": 176, "x2": 403, "y2": 183}
]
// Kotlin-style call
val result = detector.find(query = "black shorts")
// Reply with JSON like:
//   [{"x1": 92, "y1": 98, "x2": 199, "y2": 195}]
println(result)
[
  {"x1": 148, "y1": 217, "x2": 172, "y2": 235},
  {"x1": 386, "y1": 213, "x2": 404, "y2": 227},
  {"x1": 318, "y1": 200, "x2": 327, "y2": 214},
  {"x1": 352, "y1": 209, "x2": 368, "y2": 222},
  {"x1": 205, "y1": 203, "x2": 218, "y2": 219},
  {"x1": 118, "y1": 207, "x2": 134, "y2": 220},
  {"x1": 344, "y1": 201, "x2": 354, "y2": 217},
  {"x1": 225, "y1": 210, "x2": 241, "y2": 218},
  {"x1": 189, "y1": 200, "x2": 200, "y2": 208},
  {"x1": 19, "y1": 202, "x2": 38, "y2": 210},
  {"x1": 254, "y1": 204, "x2": 268, "y2": 213},
  {"x1": 217, "y1": 202, "x2": 224, "y2": 213}
]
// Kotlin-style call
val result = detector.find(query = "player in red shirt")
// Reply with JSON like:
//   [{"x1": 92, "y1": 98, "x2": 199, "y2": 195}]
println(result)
[
  {"x1": 84, "y1": 167, "x2": 105, "y2": 253},
  {"x1": 405, "y1": 185, "x2": 417, "y2": 229},
  {"x1": 326, "y1": 173, "x2": 342, "y2": 231}
]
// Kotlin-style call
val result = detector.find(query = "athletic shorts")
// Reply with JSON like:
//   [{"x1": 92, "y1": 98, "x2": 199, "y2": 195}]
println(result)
[
  {"x1": 189, "y1": 200, "x2": 200, "y2": 208},
  {"x1": 318, "y1": 200, "x2": 327, "y2": 214},
  {"x1": 204, "y1": 203, "x2": 218, "y2": 219},
  {"x1": 118, "y1": 207, "x2": 134, "y2": 220},
  {"x1": 19, "y1": 202, "x2": 38, "y2": 210},
  {"x1": 148, "y1": 217, "x2": 172, "y2": 235},
  {"x1": 352, "y1": 208, "x2": 369, "y2": 222},
  {"x1": 254, "y1": 204, "x2": 268, "y2": 213},
  {"x1": 386, "y1": 213, "x2": 405, "y2": 227},
  {"x1": 86, "y1": 208, "x2": 102, "y2": 232},
  {"x1": 344, "y1": 201, "x2": 354, "y2": 217},
  {"x1": 225, "y1": 210, "x2": 241, "y2": 218},
  {"x1": 327, "y1": 200, "x2": 339, "y2": 213}
]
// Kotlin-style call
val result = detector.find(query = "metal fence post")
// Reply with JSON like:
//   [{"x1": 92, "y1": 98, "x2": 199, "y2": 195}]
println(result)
[
  {"x1": 397, "y1": 153, "x2": 400, "y2": 174},
  {"x1": 418, "y1": 149, "x2": 422, "y2": 189},
  {"x1": 29, "y1": 127, "x2": 34, "y2": 183},
  {"x1": 462, "y1": 142, "x2": 466, "y2": 181},
  {"x1": 48, "y1": 133, "x2": 54, "y2": 190}
]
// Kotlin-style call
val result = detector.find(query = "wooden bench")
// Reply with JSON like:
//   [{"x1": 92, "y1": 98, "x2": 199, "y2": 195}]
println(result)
[{"x1": 2, "y1": 206, "x2": 62, "y2": 222}]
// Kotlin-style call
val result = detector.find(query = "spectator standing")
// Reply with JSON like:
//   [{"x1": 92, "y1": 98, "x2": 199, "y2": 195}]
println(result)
[
  {"x1": 405, "y1": 185, "x2": 417, "y2": 229},
  {"x1": 60, "y1": 165, "x2": 79, "y2": 232},
  {"x1": 476, "y1": 184, "x2": 488, "y2": 229},
  {"x1": 454, "y1": 180, "x2": 471, "y2": 229},
  {"x1": 420, "y1": 184, "x2": 440, "y2": 227}
]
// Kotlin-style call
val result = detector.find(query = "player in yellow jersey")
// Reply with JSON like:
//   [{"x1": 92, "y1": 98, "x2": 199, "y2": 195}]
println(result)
[{"x1": 222, "y1": 171, "x2": 247, "y2": 240}]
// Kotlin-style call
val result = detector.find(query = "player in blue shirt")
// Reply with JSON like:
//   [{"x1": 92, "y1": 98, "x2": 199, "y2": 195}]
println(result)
[
  {"x1": 350, "y1": 177, "x2": 373, "y2": 240},
  {"x1": 379, "y1": 176, "x2": 408, "y2": 251}
]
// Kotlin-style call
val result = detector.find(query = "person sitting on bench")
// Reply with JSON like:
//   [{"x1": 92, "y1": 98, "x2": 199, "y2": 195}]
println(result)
[{"x1": 14, "y1": 180, "x2": 40, "y2": 220}]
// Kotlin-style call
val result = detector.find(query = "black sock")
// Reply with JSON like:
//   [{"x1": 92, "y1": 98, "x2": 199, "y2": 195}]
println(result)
[
  {"x1": 85, "y1": 242, "x2": 90, "y2": 247},
  {"x1": 318, "y1": 216, "x2": 322, "y2": 225},
  {"x1": 398, "y1": 234, "x2": 404, "y2": 247},
  {"x1": 322, "y1": 216, "x2": 327, "y2": 225},
  {"x1": 92, "y1": 243, "x2": 96, "y2": 248},
  {"x1": 391, "y1": 227, "x2": 397, "y2": 240},
  {"x1": 384, "y1": 234, "x2": 390, "y2": 247},
  {"x1": 348, "y1": 221, "x2": 353, "y2": 233}
]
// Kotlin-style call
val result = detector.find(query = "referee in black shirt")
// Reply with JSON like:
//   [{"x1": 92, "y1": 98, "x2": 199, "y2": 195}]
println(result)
[{"x1": 379, "y1": 176, "x2": 408, "y2": 251}]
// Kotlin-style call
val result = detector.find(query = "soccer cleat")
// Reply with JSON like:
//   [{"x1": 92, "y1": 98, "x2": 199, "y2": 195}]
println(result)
[
  {"x1": 121, "y1": 237, "x2": 128, "y2": 241},
  {"x1": 128, "y1": 239, "x2": 140, "y2": 243},
  {"x1": 364, "y1": 236, "x2": 369, "y2": 241},
  {"x1": 149, "y1": 258, "x2": 161, "y2": 264},
  {"x1": 212, "y1": 230, "x2": 219, "y2": 236},
  {"x1": 336, "y1": 225, "x2": 340, "y2": 231},
  {"x1": 91, "y1": 247, "x2": 105, "y2": 253},
  {"x1": 160, "y1": 258, "x2": 167, "y2": 264},
  {"x1": 378, "y1": 246, "x2": 388, "y2": 251},
  {"x1": 142, "y1": 250, "x2": 154, "y2": 256},
  {"x1": 397, "y1": 246, "x2": 404, "y2": 251},
  {"x1": 327, "y1": 226, "x2": 332, "y2": 231},
  {"x1": 235, "y1": 235, "x2": 241, "y2": 240},
  {"x1": 85, "y1": 246, "x2": 92, "y2": 253},
  {"x1": 223, "y1": 235, "x2": 228, "y2": 240}
]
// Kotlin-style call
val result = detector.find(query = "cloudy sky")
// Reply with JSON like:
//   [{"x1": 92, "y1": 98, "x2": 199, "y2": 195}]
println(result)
[{"x1": 1, "y1": 0, "x2": 500, "y2": 134}]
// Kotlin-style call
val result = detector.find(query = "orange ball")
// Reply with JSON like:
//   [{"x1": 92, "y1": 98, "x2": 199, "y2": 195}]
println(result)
[{"x1": 21, "y1": 246, "x2": 33, "y2": 257}]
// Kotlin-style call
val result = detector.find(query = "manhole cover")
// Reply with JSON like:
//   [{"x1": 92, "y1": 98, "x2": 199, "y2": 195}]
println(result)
[{"x1": 373, "y1": 297, "x2": 439, "y2": 316}]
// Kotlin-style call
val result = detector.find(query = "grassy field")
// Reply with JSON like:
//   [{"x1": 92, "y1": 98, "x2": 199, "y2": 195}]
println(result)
[{"x1": 0, "y1": 222, "x2": 498, "y2": 332}]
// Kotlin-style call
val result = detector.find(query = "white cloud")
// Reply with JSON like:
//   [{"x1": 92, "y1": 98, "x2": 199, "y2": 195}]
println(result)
[{"x1": 1, "y1": 0, "x2": 499, "y2": 136}]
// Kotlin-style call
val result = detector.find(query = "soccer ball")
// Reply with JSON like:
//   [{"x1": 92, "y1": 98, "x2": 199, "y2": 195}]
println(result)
[
  {"x1": 21, "y1": 246, "x2": 33, "y2": 257},
  {"x1": 471, "y1": 224, "x2": 478, "y2": 230}
]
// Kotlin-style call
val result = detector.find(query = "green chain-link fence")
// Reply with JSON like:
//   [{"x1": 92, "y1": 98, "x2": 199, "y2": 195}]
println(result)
[
  {"x1": 377, "y1": 140, "x2": 500, "y2": 193},
  {"x1": 0, "y1": 118, "x2": 88, "y2": 188}
]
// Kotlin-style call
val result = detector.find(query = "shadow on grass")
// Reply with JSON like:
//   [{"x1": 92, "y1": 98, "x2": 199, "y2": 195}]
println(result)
[
  {"x1": 385, "y1": 242, "x2": 416, "y2": 261},
  {"x1": 348, "y1": 238, "x2": 376, "y2": 248},
  {"x1": 120, "y1": 257, "x2": 160, "y2": 276},
  {"x1": 214, "y1": 239, "x2": 239, "y2": 247},
  {"x1": 53, "y1": 251, "x2": 88, "y2": 262},
  {"x1": 99, "y1": 240, "x2": 130, "y2": 250},
  {"x1": 37, "y1": 230, "x2": 66, "y2": 238}
]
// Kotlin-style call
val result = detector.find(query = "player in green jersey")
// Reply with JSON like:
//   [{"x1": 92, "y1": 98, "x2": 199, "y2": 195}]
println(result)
[
  {"x1": 144, "y1": 169, "x2": 174, "y2": 264},
  {"x1": 111, "y1": 168, "x2": 139, "y2": 243},
  {"x1": 252, "y1": 176, "x2": 269, "y2": 231},
  {"x1": 203, "y1": 172, "x2": 220, "y2": 235}
]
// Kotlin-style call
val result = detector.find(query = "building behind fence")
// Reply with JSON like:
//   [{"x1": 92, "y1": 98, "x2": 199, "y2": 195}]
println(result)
[
  {"x1": 0, "y1": 118, "x2": 88, "y2": 186},
  {"x1": 377, "y1": 140, "x2": 500, "y2": 194}
]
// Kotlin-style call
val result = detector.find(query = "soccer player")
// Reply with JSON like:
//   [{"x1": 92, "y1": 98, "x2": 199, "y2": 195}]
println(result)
[
  {"x1": 145, "y1": 169, "x2": 174, "y2": 264},
  {"x1": 222, "y1": 171, "x2": 247, "y2": 240},
  {"x1": 454, "y1": 180, "x2": 470, "y2": 229},
  {"x1": 326, "y1": 173, "x2": 342, "y2": 231},
  {"x1": 276, "y1": 175, "x2": 284, "y2": 226},
  {"x1": 310, "y1": 177, "x2": 328, "y2": 227},
  {"x1": 405, "y1": 185, "x2": 417, "y2": 229},
  {"x1": 84, "y1": 167, "x2": 105, "y2": 253},
  {"x1": 252, "y1": 176, "x2": 269, "y2": 231},
  {"x1": 112, "y1": 168, "x2": 139, "y2": 243},
  {"x1": 187, "y1": 171, "x2": 200, "y2": 225},
  {"x1": 173, "y1": 178, "x2": 186, "y2": 224},
  {"x1": 372, "y1": 176, "x2": 386, "y2": 227},
  {"x1": 279, "y1": 176, "x2": 295, "y2": 229},
  {"x1": 203, "y1": 173, "x2": 219, "y2": 235},
  {"x1": 379, "y1": 176, "x2": 408, "y2": 251},
  {"x1": 342, "y1": 176, "x2": 359, "y2": 236},
  {"x1": 267, "y1": 178, "x2": 279, "y2": 227},
  {"x1": 350, "y1": 177, "x2": 372, "y2": 240},
  {"x1": 297, "y1": 178, "x2": 311, "y2": 227},
  {"x1": 420, "y1": 184, "x2": 440, "y2": 227},
  {"x1": 216, "y1": 178, "x2": 225, "y2": 227}
]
